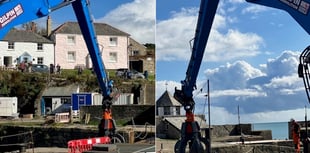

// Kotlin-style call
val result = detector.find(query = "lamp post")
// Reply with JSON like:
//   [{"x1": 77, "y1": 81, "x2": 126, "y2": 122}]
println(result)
[
  {"x1": 204, "y1": 80, "x2": 211, "y2": 153},
  {"x1": 128, "y1": 43, "x2": 133, "y2": 70}
]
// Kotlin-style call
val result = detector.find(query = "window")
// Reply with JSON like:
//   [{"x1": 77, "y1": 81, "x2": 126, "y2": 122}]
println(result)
[
  {"x1": 8, "y1": 42, "x2": 14, "y2": 50},
  {"x1": 37, "y1": 57, "x2": 43, "y2": 64},
  {"x1": 176, "y1": 107, "x2": 180, "y2": 115},
  {"x1": 37, "y1": 43, "x2": 43, "y2": 51},
  {"x1": 61, "y1": 97, "x2": 71, "y2": 104},
  {"x1": 164, "y1": 107, "x2": 171, "y2": 115},
  {"x1": 67, "y1": 36, "x2": 76, "y2": 44},
  {"x1": 67, "y1": 51, "x2": 76, "y2": 62},
  {"x1": 109, "y1": 52, "x2": 117, "y2": 62},
  {"x1": 109, "y1": 37, "x2": 117, "y2": 46},
  {"x1": 133, "y1": 50, "x2": 140, "y2": 56}
]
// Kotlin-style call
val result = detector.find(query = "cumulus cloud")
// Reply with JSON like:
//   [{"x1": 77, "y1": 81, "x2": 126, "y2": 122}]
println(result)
[
  {"x1": 265, "y1": 51, "x2": 300, "y2": 77},
  {"x1": 203, "y1": 51, "x2": 306, "y2": 113},
  {"x1": 157, "y1": 50, "x2": 308, "y2": 123},
  {"x1": 204, "y1": 60, "x2": 265, "y2": 89},
  {"x1": 241, "y1": 5, "x2": 269, "y2": 14},
  {"x1": 198, "y1": 106, "x2": 309, "y2": 125},
  {"x1": 156, "y1": 4, "x2": 264, "y2": 62},
  {"x1": 97, "y1": 0, "x2": 155, "y2": 44}
]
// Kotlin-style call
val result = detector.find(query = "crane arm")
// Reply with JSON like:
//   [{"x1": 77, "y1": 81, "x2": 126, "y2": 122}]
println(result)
[
  {"x1": 173, "y1": 0, "x2": 220, "y2": 152},
  {"x1": 71, "y1": 0, "x2": 112, "y2": 98},
  {"x1": 174, "y1": 0, "x2": 219, "y2": 109},
  {"x1": 0, "y1": 0, "x2": 115, "y2": 139},
  {"x1": 246, "y1": 0, "x2": 310, "y2": 35},
  {"x1": 0, "y1": 0, "x2": 76, "y2": 39},
  {"x1": 0, "y1": 0, "x2": 112, "y2": 104}
]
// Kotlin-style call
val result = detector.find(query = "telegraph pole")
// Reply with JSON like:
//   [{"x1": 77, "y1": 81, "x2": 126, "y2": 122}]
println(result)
[{"x1": 207, "y1": 80, "x2": 211, "y2": 153}]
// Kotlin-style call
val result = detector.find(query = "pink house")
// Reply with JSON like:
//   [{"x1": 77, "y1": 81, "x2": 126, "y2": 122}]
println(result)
[{"x1": 50, "y1": 22, "x2": 130, "y2": 70}]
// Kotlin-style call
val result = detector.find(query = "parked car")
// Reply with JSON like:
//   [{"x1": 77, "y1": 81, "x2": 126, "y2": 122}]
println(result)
[
  {"x1": 128, "y1": 70, "x2": 145, "y2": 79},
  {"x1": 115, "y1": 69, "x2": 145, "y2": 79},
  {"x1": 31, "y1": 64, "x2": 49, "y2": 73},
  {"x1": 115, "y1": 68, "x2": 129, "y2": 78}
]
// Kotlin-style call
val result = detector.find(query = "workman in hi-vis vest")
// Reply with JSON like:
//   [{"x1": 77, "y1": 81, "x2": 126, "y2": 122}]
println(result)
[{"x1": 291, "y1": 118, "x2": 301, "y2": 153}]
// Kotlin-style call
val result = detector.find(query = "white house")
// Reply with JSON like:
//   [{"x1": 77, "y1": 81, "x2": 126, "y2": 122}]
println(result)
[
  {"x1": 51, "y1": 22, "x2": 130, "y2": 70},
  {"x1": 0, "y1": 29, "x2": 54, "y2": 68}
]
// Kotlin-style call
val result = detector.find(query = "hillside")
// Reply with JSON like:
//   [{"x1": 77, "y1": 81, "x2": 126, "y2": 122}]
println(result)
[{"x1": 0, "y1": 69, "x2": 154, "y2": 115}]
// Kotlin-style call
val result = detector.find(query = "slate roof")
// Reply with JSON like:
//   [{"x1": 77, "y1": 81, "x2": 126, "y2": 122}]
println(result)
[
  {"x1": 42, "y1": 84, "x2": 82, "y2": 97},
  {"x1": 53, "y1": 22, "x2": 130, "y2": 36},
  {"x1": 2, "y1": 29, "x2": 53, "y2": 43},
  {"x1": 156, "y1": 90, "x2": 182, "y2": 107}
]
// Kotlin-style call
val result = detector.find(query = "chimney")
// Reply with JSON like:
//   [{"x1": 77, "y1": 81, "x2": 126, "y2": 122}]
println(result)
[
  {"x1": 30, "y1": 22, "x2": 36, "y2": 32},
  {"x1": 46, "y1": 16, "x2": 52, "y2": 37}
]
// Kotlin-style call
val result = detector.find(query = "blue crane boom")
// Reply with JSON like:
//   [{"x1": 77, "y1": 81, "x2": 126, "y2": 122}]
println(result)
[
  {"x1": 246, "y1": 0, "x2": 310, "y2": 35},
  {"x1": 174, "y1": 0, "x2": 219, "y2": 104},
  {"x1": 0, "y1": 0, "x2": 116, "y2": 142},
  {"x1": 173, "y1": 0, "x2": 219, "y2": 152}
]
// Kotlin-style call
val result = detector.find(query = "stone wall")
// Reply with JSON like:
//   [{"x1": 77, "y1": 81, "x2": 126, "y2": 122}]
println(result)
[
  {"x1": 80, "y1": 105, "x2": 155, "y2": 125},
  {"x1": 0, "y1": 125, "x2": 99, "y2": 148},
  {"x1": 211, "y1": 124, "x2": 252, "y2": 137},
  {"x1": 212, "y1": 144, "x2": 295, "y2": 153},
  {"x1": 144, "y1": 83, "x2": 155, "y2": 105}
]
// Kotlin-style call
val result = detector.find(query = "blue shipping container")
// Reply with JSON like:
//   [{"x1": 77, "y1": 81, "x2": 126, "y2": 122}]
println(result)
[{"x1": 72, "y1": 93, "x2": 92, "y2": 110}]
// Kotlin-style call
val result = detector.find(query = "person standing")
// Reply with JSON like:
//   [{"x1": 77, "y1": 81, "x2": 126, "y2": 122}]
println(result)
[
  {"x1": 20, "y1": 61, "x2": 25, "y2": 72},
  {"x1": 56, "y1": 64, "x2": 61, "y2": 74},
  {"x1": 291, "y1": 118, "x2": 301, "y2": 153},
  {"x1": 50, "y1": 63, "x2": 54, "y2": 74}
]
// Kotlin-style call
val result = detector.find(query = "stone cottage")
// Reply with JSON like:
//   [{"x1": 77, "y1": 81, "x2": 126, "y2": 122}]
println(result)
[
  {"x1": 50, "y1": 22, "x2": 130, "y2": 70},
  {"x1": 0, "y1": 29, "x2": 54, "y2": 69},
  {"x1": 156, "y1": 90, "x2": 207, "y2": 139}
]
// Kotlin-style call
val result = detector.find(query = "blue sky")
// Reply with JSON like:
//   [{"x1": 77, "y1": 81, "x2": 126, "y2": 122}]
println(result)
[{"x1": 156, "y1": 0, "x2": 310, "y2": 124}]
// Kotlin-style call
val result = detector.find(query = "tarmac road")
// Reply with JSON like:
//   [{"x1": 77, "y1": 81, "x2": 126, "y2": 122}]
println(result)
[{"x1": 26, "y1": 144, "x2": 155, "y2": 153}]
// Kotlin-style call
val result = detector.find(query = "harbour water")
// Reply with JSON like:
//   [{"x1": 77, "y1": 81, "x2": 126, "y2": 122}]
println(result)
[{"x1": 253, "y1": 121, "x2": 288, "y2": 140}]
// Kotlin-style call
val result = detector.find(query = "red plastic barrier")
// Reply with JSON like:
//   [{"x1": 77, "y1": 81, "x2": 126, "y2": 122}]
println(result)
[{"x1": 68, "y1": 136, "x2": 111, "y2": 153}]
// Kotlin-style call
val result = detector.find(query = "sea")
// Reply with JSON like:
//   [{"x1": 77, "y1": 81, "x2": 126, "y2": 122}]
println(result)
[{"x1": 252, "y1": 122, "x2": 289, "y2": 140}]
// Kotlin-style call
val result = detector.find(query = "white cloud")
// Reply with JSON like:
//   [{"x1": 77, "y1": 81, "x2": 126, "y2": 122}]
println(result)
[
  {"x1": 204, "y1": 60, "x2": 265, "y2": 89},
  {"x1": 156, "y1": 5, "x2": 264, "y2": 62},
  {"x1": 156, "y1": 13, "x2": 197, "y2": 61},
  {"x1": 97, "y1": 0, "x2": 155, "y2": 44},
  {"x1": 210, "y1": 89, "x2": 266, "y2": 98},
  {"x1": 265, "y1": 75, "x2": 301, "y2": 90},
  {"x1": 242, "y1": 5, "x2": 269, "y2": 14},
  {"x1": 157, "y1": 50, "x2": 307, "y2": 118},
  {"x1": 206, "y1": 51, "x2": 306, "y2": 113},
  {"x1": 265, "y1": 50, "x2": 300, "y2": 77},
  {"x1": 156, "y1": 80, "x2": 181, "y2": 100},
  {"x1": 228, "y1": 0, "x2": 244, "y2": 3},
  {"x1": 204, "y1": 106, "x2": 309, "y2": 125}
]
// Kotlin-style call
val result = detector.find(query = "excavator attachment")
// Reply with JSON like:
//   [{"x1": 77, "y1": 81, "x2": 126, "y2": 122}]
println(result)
[{"x1": 298, "y1": 45, "x2": 310, "y2": 103}]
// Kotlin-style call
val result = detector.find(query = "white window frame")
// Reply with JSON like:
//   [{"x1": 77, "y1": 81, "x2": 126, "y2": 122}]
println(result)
[
  {"x1": 67, "y1": 35, "x2": 76, "y2": 44},
  {"x1": 8, "y1": 42, "x2": 14, "y2": 50},
  {"x1": 37, "y1": 43, "x2": 43, "y2": 51},
  {"x1": 109, "y1": 52, "x2": 117, "y2": 63},
  {"x1": 37, "y1": 57, "x2": 43, "y2": 64},
  {"x1": 109, "y1": 37, "x2": 118, "y2": 46},
  {"x1": 67, "y1": 51, "x2": 76, "y2": 62}
]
